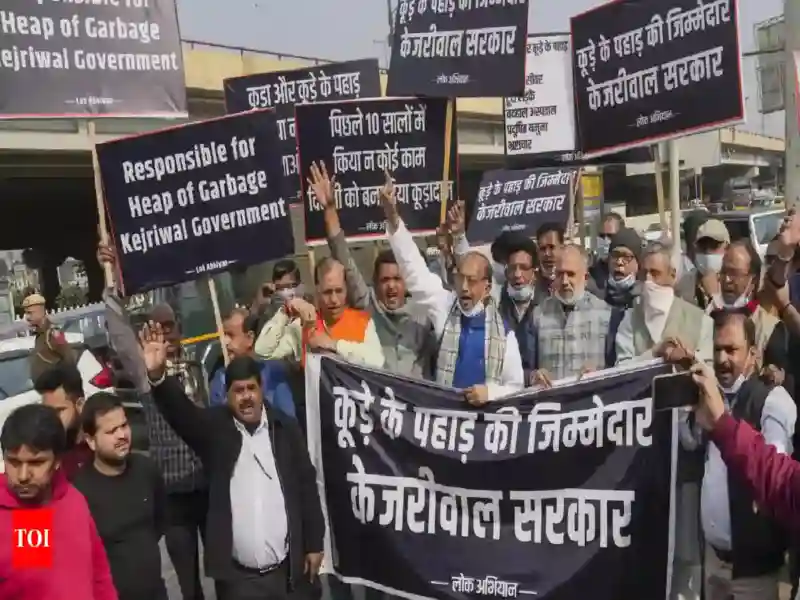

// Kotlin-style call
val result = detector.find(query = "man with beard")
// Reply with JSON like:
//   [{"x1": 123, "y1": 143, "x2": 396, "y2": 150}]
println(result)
[
  {"x1": 0, "y1": 404, "x2": 117, "y2": 600},
  {"x1": 34, "y1": 364, "x2": 92, "y2": 479},
  {"x1": 23, "y1": 293, "x2": 75, "y2": 382},
  {"x1": 382, "y1": 172, "x2": 524, "y2": 403},
  {"x1": 690, "y1": 312, "x2": 795, "y2": 600},
  {"x1": 307, "y1": 161, "x2": 435, "y2": 378},
  {"x1": 530, "y1": 244, "x2": 613, "y2": 386},
  {"x1": 73, "y1": 393, "x2": 168, "y2": 600},
  {"x1": 140, "y1": 324, "x2": 324, "y2": 600}
]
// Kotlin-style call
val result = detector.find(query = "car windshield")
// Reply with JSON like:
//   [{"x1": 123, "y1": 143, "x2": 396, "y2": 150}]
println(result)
[
  {"x1": 752, "y1": 213, "x2": 782, "y2": 245},
  {"x1": 723, "y1": 219, "x2": 749, "y2": 242},
  {"x1": 0, "y1": 355, "x2": 33, "y2": 400}
]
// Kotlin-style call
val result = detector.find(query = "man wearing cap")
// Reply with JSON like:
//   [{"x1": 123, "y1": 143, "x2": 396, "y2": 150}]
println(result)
[
  {"x1": 23, "y1": 292, "x2": 75, "y2": 382},
  {"x1": 595, "y1": 228, "x2": 643, "y2": 309},
  {"x1": 677, "y1": 218, "x2": 730, "y2": 311},
  {"x1": 589, "y1": 212, "x2": 625, "y2": 293}
]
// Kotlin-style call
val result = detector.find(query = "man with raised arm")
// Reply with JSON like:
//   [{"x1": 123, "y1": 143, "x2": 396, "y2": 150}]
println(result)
[
  {"x1": 255, "y1": 256, "x2": 386, "y2": 369},
  {"x1": 307, "y1": 161, "x2": 435, "y2": 378},
  {"x1": 382, "y1": 172, "x2": 524, "y2": 404}
]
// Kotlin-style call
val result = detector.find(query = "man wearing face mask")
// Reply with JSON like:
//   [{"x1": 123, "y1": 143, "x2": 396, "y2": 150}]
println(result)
[
  {"x1": 615, "y1": 243, "x2": 713, "y2": 364},
  {"x1": 530, "y1": 244, "x2": 613, "y2": 386},
  {"x1": 600, "y1": 228, "x2": 642, "y2": 307},
  {"x1": 690, "y1": 312, "x2": 795, "y2": 600},
  {"x1": 535, "y1": 223, "x2": 565, "y2": 295},
  {"x1": 495, "y1": 233, "x2": 540, "y2": 384},
  {"x1": 383, "y1": 172, "x2": 524, "y2": 404},
  {"x1": 716, "y1": 241, "x2": 787, "y2": 380},
  {"x1": 589, "y1": 212, "x2": 625, "y2": 294},
  {"x1": 677, "y1": 219, "x2": 729, "y2": 310},
  {"x1": 306, "y1": 161, "x2": 436, "y2": 379}
]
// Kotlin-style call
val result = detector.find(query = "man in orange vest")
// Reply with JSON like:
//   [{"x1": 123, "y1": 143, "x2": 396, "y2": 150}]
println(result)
[{"x1": 255, "y1": 257, "x2": 386, "y2": 368}]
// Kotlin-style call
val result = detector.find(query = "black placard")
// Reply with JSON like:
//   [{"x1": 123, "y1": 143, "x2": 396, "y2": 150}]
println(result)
[
  {"x1": 97, "y1": 111, "x2": 294, "y2": 295},
  {"x1": 295, "y1": 97, "x2": 454, "y2": 244},
  {"x1": 0, "y1": 0, "x2": 186, "y2": 117},
  {"x1": 468, "y1": 167, "x2": 574, "y2": 245},
  {"x1": 308, "y1": 356, "x2": 674, "y2": 600},
  {"x1": 571, "y1": 0, "x2": 744, "y2": 158},
  {"x1": 223, "y1": 59, "x2": 382, "y2": 201},
  {"x1": 387, "y1": 0, "x2": 529, "y2": 97}
]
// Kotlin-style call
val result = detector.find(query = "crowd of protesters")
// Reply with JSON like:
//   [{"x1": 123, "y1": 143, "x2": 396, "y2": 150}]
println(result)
[{"x1": 4, "y1": 162, "x2": 800, "y2": 600}]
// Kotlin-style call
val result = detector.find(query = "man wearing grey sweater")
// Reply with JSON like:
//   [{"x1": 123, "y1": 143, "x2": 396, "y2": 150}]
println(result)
[{"x1": 308, "y1": 162, "x2": 436, "y2": 379}]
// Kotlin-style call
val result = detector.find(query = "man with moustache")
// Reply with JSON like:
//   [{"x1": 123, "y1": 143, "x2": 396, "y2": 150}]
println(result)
[
  {"x1": 140, "y1": 323, "x2": 324, "y2": 600},
  {"x1": 0, "y1": 404, "x2": 117, "y2": 600},
  {"x1": 73, "y1": 393, "x2": 168, "y2": 600},
  {"x1": 34, "y1": 364, "x2": 92, "y2": 479}
]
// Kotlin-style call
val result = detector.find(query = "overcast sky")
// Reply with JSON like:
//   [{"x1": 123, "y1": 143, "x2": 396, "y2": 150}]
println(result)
[{"x1": 177, "y1": 0, "x2": 786, "y2": 137}]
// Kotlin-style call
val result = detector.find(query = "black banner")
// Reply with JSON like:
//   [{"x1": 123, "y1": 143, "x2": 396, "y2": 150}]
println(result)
[
  {"x1": 571, "y1": 0, "x2": 744, "y2": 157},
  {"x1": 223, "y1": 60, "x2": 382, "y2": 201},
  {"x1": 296, "y1": 97, "x2": 453, "y2": 244},
  {"x1": 97, "y1": 111, "x2": 294, "y2": 295},
  {"x1": 0, "y1": 0, "x2": 185, "y2": 117},
  {"x1": 387, "y1": 0, "x2": 528, "y2": 97},
  {"x1": 308, "y1": 357, "x2": 675, "y2": 600},
  {"x1": 468, "y1": 168, "x2": 575, "y2": 245}
]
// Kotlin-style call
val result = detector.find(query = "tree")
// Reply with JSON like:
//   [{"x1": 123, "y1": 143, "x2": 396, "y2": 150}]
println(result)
[{"x1": 56, "y1": 284, "x2": 87, "y2": 309}]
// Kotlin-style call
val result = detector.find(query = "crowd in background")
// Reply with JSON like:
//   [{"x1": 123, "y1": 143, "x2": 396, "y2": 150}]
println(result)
[{"x1": 5, "y1": 161, "x2": 800, "y2": 600}]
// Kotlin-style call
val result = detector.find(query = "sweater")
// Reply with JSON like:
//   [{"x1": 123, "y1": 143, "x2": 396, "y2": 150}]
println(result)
[
  {"x1": 72, "y1": 455, "x2": 167, "y2": 600},
  {"x1": 0, "y1": 470, "x2": 118, "y2": 600},
  {"x1": 711, "y1": 413, "x2": 800, "y2": 534}
]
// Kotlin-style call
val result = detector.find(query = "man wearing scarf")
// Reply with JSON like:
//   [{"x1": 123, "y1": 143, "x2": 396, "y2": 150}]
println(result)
[
  {"x1": 306, "y1": 161, "x2": 436, "y2": 379},
  {"x1": 382, "y1": 175, "x2": 524, "y2": 404},
  {"x1": 600, "y1": 228, "x2": 643, "y2": 308}
]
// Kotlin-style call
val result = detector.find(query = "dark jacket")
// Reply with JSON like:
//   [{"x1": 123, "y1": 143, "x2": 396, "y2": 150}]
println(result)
[
  {"x1": 150, "y1": 376, "x2": 324, "y2": 586},
  {"x1": 498, "y1": 287, "x2": 538, "y2": 381},
  {"x1": 726, "y1": 377, "x2": 787, "y2": 578}
]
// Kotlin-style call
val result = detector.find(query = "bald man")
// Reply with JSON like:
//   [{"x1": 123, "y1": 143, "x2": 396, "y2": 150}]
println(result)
[
  {"x1": 255, "y1": 257, "x2": 385, "y2": 368},
  {"x1": 531, "y1": 244, "x2": 614, "y2": 385},
  {"x1": 381, "y1": 174, "x2": 523, "y2": 404}
]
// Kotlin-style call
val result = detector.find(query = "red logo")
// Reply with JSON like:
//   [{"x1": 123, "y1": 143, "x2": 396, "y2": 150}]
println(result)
[{"x1": 11, "y1": 508, "x2": 53, "y2": 568}]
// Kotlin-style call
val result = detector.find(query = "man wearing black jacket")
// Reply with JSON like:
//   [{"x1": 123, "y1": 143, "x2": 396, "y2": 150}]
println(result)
[{"x1": 139, "y1": 322, "x2": 325, "y2": 600}]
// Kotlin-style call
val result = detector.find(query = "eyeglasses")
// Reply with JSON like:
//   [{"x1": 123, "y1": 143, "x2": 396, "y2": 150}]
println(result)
[{"x1": 610, "y1": 252, "x2": 636, "y2": 265}]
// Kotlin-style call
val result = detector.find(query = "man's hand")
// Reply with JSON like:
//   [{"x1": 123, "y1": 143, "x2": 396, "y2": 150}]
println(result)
[
  {"x1": 464, "y1": 384, "x2": 489, "y2": 406},
  {"x1": 307, "y1": 161, "x2": 336, "y2": 211},
  {"x1": 138, "y1": 321, "x2": 168, "y2": 380},
  {"x1": 776, "y1": 209, "x2": 800, "y2": 258},
  {"x1": 760, "y1": 364, "x2": 785, "y2": 387},
  {"x1": 690, "y1": 362, "x2": 726, "y2": 431},
  {"x1": 379, "y1": 169, "x2": 400, "y2": 229},
  {"x1": 307, "y1": 331, "x2": 336, "y2": 352},
  {"x1": 531, "y1": 369, "x2": 553, "y2": 388},
  {"x1": 576, "y1": 364, "x2": 595, "y2": 381},
  {"x1": 447, "y1": 200, "x2": 466, "y2": 237},
  {"x1": 655, "y1": 337, "x2": 694, "y2": 366},
  {"x1": 96, "y1": 242, "x2": 116, "y2": 268},
  {"x1": 286, "y1": 298, "x2": 317, "y2": 325},
  {"x1": 304, "y1": 552, "x2": 323, "y2": 583}
]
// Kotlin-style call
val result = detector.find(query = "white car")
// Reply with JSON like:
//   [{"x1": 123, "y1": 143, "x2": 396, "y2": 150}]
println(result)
[{"x1": 0, "y1": 332, "x2": 115, "y2": 470}]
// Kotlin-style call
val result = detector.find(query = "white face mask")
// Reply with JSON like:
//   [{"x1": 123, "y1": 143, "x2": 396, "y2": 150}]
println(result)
[
  {"x1": 642, "y1": 280, "x2": 674, "y2": 313},
  {"x1": 506, "y1": 283, "x2": 534, "y2": 302},
  {"x1": 713, "y1": 292, "x2": 749, "y2": 310},
  {"x1": 695, "y1": 253, "x2": 723, "y2": 275},
  {"x1": 276, "y1": 285, "x2": 303, "y2": 302},
  {"x1": 720, "y1": 374, "x2": 746, "y2": 396},
  {"x1": 458, "y1": 300, "x2": 485, "y2": 318}
]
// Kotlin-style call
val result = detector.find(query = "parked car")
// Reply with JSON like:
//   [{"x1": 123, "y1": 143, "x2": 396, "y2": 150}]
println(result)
[{"x1": 716, "y1": 209, "x2": 784, "y2": 259}]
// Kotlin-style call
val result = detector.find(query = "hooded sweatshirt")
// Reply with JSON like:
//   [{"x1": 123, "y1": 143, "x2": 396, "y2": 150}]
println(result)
[{"x1": 0, "y1": 470, "x2": 118, "y2": 600}]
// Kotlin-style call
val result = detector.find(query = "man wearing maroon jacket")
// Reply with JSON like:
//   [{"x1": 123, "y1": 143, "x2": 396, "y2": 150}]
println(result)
[
  {"x1": 694, "y1": 360, "x2": 800, "y2": 533},
  {"x1": 34, "y1": 364, "x2": 92, "y2": 479}
]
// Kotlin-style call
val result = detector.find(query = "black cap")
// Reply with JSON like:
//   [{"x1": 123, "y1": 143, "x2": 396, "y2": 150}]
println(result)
[
  {"x1": 492, "y1": 231, "x2": 537, "y2": 265},
  {"x1": 609, "y1": 228, "x2": 643, "y2": 263}
]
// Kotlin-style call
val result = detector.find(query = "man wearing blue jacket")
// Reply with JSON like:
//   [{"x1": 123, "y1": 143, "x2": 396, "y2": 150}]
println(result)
[{"x1": 209, "y1": 308, "x2": 295, "y2": 419}]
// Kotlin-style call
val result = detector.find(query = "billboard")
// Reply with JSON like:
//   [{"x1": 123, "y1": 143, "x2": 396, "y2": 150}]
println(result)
[{"x1": 755, "y1": 15, "x2": 785, "y2": 114}]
